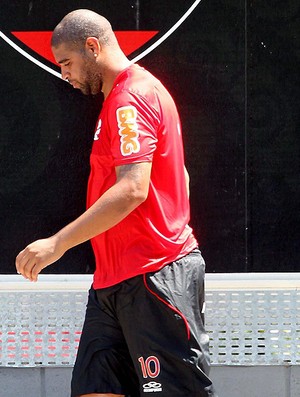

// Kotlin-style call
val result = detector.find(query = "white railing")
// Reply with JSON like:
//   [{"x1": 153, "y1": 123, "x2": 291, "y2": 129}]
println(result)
[{"x1": 0, "y1": 273, "x2": 299, "y2": 367}]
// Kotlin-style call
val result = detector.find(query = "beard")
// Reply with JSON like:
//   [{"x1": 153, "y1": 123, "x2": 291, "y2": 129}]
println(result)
[{"x1": 79, "y1": 59, "x2": 103, "y2": 96}]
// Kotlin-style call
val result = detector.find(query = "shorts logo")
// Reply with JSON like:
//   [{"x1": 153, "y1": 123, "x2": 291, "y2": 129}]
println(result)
[
  {"x1": 138, "y1": 356, "x2": 161, "y2": 378},
  {"x1": 142, "y1": 381, "x2": 162, "y2": 393},
  {"x1": 116, "y1": 106, "x2": 140, "y2": 156},
  {"x1": 138, "y1": 356, "x2": 162, "y2": 392}
]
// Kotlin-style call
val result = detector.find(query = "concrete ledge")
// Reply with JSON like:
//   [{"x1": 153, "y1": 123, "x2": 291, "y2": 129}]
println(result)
[
  {"x1": 210, "y1": 365, "x2": 300, "y2": 397},
  {"x1": 0, "y1": 365, "x2": 299, "y2": 397},
  {"x1": 1, "y1": 273, "x2": 300, "y2": 291}
]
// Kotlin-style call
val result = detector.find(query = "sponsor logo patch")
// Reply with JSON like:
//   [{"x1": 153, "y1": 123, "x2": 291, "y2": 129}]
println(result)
[{"x1": 116, "y1": 106, "x2": 140, "y2": 156}]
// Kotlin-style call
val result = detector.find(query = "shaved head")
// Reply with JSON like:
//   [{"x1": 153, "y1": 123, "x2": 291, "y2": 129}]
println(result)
[
  {"x1": 51, "y1": 9, "x2": 118, "y2": 50},
  {"x1": 51, "y1": 9, "x2": 131, "y2": 97}
]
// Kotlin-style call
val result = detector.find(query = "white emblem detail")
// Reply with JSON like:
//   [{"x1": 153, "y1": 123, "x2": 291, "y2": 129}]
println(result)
[
  {"x1": 0, "y1": 1, "x2": 201, "y2": 78},
  {"x1": 94, "y1": 119, "x2": 102, "y2": 140},
  {"x1": 142, "y1": 381, "x2": 162, "y2": 393}
]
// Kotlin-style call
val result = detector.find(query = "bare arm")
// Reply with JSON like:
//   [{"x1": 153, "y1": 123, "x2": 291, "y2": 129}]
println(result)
[{"x1": 16, "y1": 161, "x2": 152, "y2": 281}]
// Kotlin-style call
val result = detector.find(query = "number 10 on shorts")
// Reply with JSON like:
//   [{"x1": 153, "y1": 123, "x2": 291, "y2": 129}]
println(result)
[{"x1": 138, "y1": 356, "x2": 161, "y2": 378}]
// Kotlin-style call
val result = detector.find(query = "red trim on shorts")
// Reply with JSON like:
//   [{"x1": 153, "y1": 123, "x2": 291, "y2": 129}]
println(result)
[{"x1": 143, "y1": 274, "x2": 191, "y2": 340}]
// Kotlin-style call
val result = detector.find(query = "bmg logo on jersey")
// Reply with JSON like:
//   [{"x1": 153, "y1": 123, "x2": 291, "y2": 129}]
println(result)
[{"x1": 117, "y1": 106, "x2": 140, "y2": 156}]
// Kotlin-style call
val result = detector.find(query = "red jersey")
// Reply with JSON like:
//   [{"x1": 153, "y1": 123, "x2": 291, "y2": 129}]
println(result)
[{"x1": 87, "y1": 64, "x2": 198, "y2": 288}]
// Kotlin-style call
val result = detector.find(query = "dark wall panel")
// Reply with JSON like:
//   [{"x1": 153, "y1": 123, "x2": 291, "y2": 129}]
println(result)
[
  {"x1": 0, "y1": 1, "x2": 298, "y2": 274},
  {"x1": 247, "y1": 1, "x2": 299, "y2": 271}
]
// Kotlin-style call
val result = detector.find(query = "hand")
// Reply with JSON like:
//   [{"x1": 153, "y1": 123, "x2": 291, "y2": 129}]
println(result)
[{"x1": 15, "y1": 236, "x2": 64, "y2": 282}]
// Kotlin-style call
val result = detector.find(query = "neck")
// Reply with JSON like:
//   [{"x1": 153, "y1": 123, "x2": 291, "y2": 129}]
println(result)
[{"x1": 101, "y1": 56, "x2": 132, "y2": 99}]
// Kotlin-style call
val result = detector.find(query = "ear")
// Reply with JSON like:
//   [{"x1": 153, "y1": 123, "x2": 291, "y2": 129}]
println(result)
[{"x1": 85, "y1": 37, "x2": 101, "y2": 58}]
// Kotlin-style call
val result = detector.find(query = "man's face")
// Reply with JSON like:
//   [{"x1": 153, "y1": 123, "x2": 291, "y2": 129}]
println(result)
[{"x1": 52, "y1": 42, "x2": 102, "y2": 95}]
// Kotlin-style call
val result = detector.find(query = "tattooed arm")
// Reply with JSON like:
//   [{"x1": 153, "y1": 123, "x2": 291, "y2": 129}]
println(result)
[{"x1": 15, "y1": 162, "x2": 152, "y2": 281}]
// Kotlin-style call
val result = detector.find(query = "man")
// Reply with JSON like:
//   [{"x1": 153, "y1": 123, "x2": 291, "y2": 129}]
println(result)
[{"x1": 16, "y1": 9, "x2": 217, "y2": 397}]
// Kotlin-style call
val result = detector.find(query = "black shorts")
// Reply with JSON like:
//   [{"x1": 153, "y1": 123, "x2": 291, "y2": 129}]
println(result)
[{"x1": 71, "y1": 249, "x2": 217, "y2": 397}]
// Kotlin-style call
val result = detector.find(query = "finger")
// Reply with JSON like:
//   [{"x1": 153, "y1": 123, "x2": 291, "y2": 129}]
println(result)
[
  {"x1": 27, "y1": 254, "x2": 48, "y2": 282},
  {"x1": 15, "y1": 249, "x2": 26, "y2": 274},
  {"x1": 16, "y1": 249, "x2": 31, "y2": 277},
  {"x1": 22, "y1": 256, "x2": 39, "y2": 281},
  {"x1": 30, "y1": 262, "x2": 44, "y2": 282},
  {"x1": 17, "y1": 250, "x2": 37, "y2": 281}
]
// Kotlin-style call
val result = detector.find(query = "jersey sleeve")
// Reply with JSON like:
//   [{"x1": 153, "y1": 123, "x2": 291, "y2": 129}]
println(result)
[{"x1": 106, "y1": 90, "x2": 160, "y2": 166}]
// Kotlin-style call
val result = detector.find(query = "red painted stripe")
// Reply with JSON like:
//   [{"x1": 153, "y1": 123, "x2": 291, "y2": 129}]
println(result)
[
  {"x1": 11, "y1": 31, "x2": 158, "y2": 65},
  {"x1": 143, "y1": 274, "x2": 191, "y2": 340}
]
